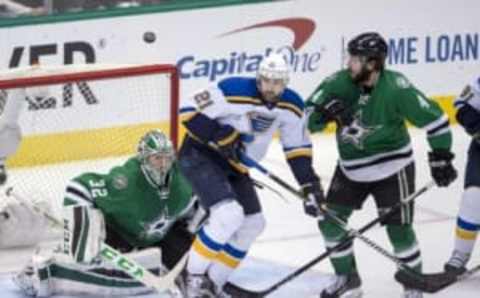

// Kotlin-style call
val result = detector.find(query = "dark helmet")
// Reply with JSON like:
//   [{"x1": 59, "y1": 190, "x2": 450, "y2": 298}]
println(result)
[{"x1": 347, "y1": 32, "x2": 388, "y2": 60}]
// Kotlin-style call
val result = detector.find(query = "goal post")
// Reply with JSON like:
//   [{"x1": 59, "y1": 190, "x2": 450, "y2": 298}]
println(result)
[{"x1": 0, "y1": 64, "x2": 179, "y2": 168}]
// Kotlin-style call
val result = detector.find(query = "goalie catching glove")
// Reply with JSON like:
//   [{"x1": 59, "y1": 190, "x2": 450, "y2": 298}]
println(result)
[{"x1": 0, "y1": 189, "x2": 54, "y2": 248}]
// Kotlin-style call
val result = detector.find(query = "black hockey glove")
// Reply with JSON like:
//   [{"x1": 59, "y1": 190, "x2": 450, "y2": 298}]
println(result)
[
  {"x1": 213, "y1": 125, "x2": 244, "y2": 162},
  {"x1": 315, "y1": 98, "x2": 353, "y2": 127},
  {"x1": 428, "y1": 150, "x2": 457, "y2": 187},
  {"x1": 301, "y1": 180, "x2": 326, "y2": 218}
]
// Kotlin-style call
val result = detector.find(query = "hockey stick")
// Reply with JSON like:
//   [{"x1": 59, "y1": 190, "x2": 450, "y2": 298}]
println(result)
[
  {"x1": 227, "y1": 181, "x2": 435, "y2": 297},
  {"x1": 236, "y1": 154, "x2": 435, "y2": 296},
  {"x1": 241, "y1": 153, "x2": 431, "y2": 271},
  {"x1": 395, "y1": 263, "x2": 480, "y2": 293},
  {"x1": 5, "y1": 187, "x2": 186, "y2": 295}
]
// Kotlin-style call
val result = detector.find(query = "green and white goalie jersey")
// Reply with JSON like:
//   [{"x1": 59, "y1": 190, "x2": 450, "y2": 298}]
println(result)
[
  {"x1": 64, "y1": 157, "x2": 194, "y2": 248},
  {"x1": 306, "y1": 69, "x2": 452, "y2": 182}
]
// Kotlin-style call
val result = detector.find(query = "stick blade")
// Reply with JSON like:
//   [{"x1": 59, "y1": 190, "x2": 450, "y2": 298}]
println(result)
[{"x1": 394, "y1": 270, "x2": 456, "y2": 293}]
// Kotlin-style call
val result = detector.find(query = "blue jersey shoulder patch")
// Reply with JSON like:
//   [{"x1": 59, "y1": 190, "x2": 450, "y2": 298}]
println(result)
[
  {"x1": 218, "y1": 77, "x2": 258, "y2": 98},
  {"x1": 279, "y1": 88, "x2": 305, "y2": 111}
]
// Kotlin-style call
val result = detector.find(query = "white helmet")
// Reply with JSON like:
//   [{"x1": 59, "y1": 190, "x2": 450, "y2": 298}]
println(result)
[{"x1": 257, "y1": 53, "x2": 290, "y2": 85}]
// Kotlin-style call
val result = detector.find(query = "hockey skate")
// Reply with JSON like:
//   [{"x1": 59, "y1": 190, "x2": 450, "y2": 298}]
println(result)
[
  {"x1": 402, "y1": 287, "x2": 423, "y2": 298},
  {"x1": 321, "y1": 272, "x2": 362, "y2": 298},
  {"x1": 12, "y1": 262, "x2": 38, "y2": 297},
  {"x1": 184, "y1": 273, "x2": 216, "y2": 298},
  {"x1": 444, "y1": 250, "x2": 470, "y2": 276},
  {"x1": 12, "y1": 251, "x2": 53, "y2": 297}
]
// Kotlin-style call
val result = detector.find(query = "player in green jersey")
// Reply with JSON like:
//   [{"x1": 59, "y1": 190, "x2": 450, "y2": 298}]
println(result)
[
  {"x1": 305, "y1": 32, "x2": 457, "y2": 298},
  {"x1": 13, "y1": 130, "x2": 205, "y2": 297}
]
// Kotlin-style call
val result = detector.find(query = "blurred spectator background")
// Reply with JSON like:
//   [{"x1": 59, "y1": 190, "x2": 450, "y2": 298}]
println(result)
[{"x1": 0, "y1": 0, "x2": 285, "y2": 18}]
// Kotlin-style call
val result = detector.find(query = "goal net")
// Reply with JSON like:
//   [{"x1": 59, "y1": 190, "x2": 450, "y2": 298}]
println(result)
[{"x1": 0, "y1": 64, "x2": 179, "y2": 233}]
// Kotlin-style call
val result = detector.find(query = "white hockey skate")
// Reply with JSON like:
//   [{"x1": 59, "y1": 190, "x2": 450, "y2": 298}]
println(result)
[
  {"x1": 444, "y1": 250, "x2": 470, "y2": 276},
  {"x1": 402, "y1": 288, "x2": 423, "y2": 298},
  {"x1": 184, "y1": 273, "x2": 216, "y2": 298},
  {"x1": 12, "y1": 251, "x2": 53, "y2": 297}
]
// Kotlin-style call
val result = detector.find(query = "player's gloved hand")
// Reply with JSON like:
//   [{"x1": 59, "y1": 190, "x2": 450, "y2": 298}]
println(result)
[
  {"x1": 301, "y1": 180, "x2": 326, "y2": 218},
  {"x1": 315, "y1": 98, "x2": 353, "y2": 127},
  {"x1": 428, "y1": 149, "x2": 457, "y2": 187},
  {"x1": 213, "y1": 125, "x2": 244, "y2": 162}
]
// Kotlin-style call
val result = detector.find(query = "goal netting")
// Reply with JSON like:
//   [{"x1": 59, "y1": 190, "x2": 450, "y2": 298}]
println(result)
[{"x1": 0, "y1": 64, "x2": 179, "y2": 237}]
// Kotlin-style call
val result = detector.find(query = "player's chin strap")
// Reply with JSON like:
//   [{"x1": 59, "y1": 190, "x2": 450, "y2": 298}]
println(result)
[
  {"x1": 237, "y1": 153, "x2": 442, "y2": 296},
  {"x1": 5, "y1": 187, "x2": 186, "y2": 295}
]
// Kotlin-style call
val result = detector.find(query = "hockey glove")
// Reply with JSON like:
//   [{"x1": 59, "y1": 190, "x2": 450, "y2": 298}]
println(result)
[
  {"x1": 315, "y1": 98, "x2": 353, "y2": 127},
  {"x1": 213, "y1": 125, "x2": 244, "y2": 162},
  {"x1": 428, "y1": 150, "x2": 457, "y2": 187},
  {"x1": 301, "y1": 180, "x2": 326, "y2": 218}
]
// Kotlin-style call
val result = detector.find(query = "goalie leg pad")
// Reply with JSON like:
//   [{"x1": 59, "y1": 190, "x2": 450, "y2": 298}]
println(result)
[
  {"x1": 15, "y1": 249, "x2": 165, "y2": 297},
  {"x1": 63, "y1": 205, "x2": 106, "y2": 264}
]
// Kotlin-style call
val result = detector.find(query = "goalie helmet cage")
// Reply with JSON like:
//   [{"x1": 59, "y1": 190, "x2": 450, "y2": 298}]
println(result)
[{"x1": 0, "y1": 64, "x2": 179, "y2": 220}]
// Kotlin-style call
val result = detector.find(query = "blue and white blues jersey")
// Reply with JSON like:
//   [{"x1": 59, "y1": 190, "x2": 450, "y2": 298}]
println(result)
[
  {"x1": 179, "y1": 77, "x2": 316, "y2": 185},
  {"x1": 455, "y1": 77, "x2": 480, "y2": 112}
]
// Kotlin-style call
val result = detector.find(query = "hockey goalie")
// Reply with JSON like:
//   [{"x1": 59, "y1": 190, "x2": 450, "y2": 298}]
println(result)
[{"x1": 0, "y1": 129, "x2": 206, "y2": 297}]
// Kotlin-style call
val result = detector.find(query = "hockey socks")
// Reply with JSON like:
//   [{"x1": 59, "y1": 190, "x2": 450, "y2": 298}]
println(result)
[{"x1": 453, "y1": 187, "x2": 480, "y2": 257}]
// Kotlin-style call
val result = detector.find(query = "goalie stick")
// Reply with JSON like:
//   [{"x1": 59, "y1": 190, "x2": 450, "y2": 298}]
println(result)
[
  {"x1": 5, "y1": 187, "x2": 186, "y2": 295},
  {"x1": 236, "y1": 154, "x2": 436, "y2": 296}
]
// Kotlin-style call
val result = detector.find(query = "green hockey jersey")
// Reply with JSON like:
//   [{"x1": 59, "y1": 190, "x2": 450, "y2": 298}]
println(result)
[
  {"x1": 64, "y1": 157, "x2": 194, "y2": 247},
  {"x1": 306, "y1": 69, "x2": 452, "y2": 182}
]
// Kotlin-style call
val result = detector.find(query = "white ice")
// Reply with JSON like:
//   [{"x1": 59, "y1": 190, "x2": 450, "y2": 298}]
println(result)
[{"x1": 0, "y1": 125, "x2": 478, "y2": 297}]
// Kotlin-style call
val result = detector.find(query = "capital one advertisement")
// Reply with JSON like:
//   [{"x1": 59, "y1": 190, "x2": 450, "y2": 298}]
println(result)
[{"x1": 0, "y1": 0, "x2": 478, "y2": 137}]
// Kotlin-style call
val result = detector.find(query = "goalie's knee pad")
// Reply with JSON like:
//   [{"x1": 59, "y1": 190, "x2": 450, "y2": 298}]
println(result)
[
  {"x1": 458, "y1": 187, "x2": 480, "y2": 224},
  {"x1": 202, "y1": 200, "x2": 245, "y2": 243},
  {"x1": 228, "y1": 213, "x2": 266, "y2": 251},
  {"x1": 63, "y1": 205, "x2": 106, "y2": 264}
]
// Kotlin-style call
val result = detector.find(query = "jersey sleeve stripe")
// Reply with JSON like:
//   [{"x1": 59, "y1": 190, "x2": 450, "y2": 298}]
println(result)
[
  {"x1": 216, "y1": 130, "x2": 239, "y2": 146},
  {"x1": 285, "y1": 148, "x2": 313, "y2": 159},
  {"x1": 276, "y1": 102, "x2": 303, "y2": 118},
  {"x1": 226, "y1": 96, "x2": 262, "y2": 105},
  {"x1": 422, "y1": 115, "x2": 449, "y2": 132},
  {"x1": 426, "y1": 120, "x2": 450, "y2": 137},
  {"x1": 66, "y1": 185, "x2": 94, "y2": 205}
]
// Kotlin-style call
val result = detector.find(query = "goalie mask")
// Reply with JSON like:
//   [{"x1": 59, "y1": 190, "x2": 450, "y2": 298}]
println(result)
[
  {"x1": 137, "y1": 130, "x2": 175, "y2": 188},
  {"x1": 256, "y1": 53, "x2": 290, "y2": 103}
]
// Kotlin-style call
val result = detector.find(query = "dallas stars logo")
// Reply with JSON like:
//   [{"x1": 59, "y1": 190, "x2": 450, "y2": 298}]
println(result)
[{"x1": 339, "y1": 112, "x2": 380, "y2": 149}]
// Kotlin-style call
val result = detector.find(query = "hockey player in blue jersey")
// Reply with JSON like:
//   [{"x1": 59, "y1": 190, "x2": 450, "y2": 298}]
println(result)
[
  {"x1": 443, "y1": 77, "x2": 480, "y2": 275},
  {"x1": 178, "y1": 54, "x2": 324, "y2": 297}
]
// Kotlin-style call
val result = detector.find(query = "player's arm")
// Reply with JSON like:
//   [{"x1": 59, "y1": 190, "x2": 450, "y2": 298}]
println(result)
[
  {"x1": 279, "y1": 103, "x2": 325, "y2": 218},
  {"x1": 395, "y1": 78, "x2": 457, "y2": 186},
  {"x1": 179, "y1": 83, "x2": 235, "y2": 146},
  {"x1": 454, "y1": 80, "x2": 480, "y2": 142},
  {"x1": 306, "y1": 72, "x2": 354, "y2": 133},
  {"x1": 63, "y1": 175, "x2": 106, "y2": 264}
]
